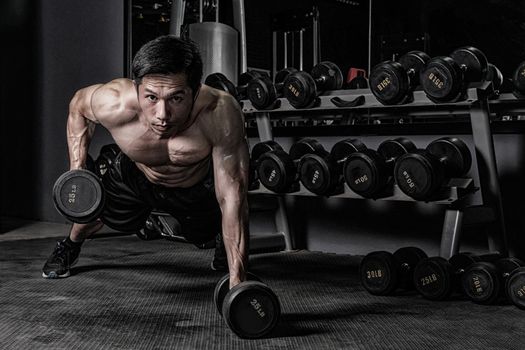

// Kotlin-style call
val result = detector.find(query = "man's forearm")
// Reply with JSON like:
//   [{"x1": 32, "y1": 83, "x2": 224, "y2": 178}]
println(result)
[
  {"x1": 221, "y1": 198, "x2": 249, "y2": 288},
  {"x1": 66, "y1": 111, "x2": 96, "y2": 170}
]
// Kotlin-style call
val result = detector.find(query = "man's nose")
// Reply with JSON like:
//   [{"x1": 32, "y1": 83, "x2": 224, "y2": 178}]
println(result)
[{"x1": 156, "y1": 100, "x2": 170, "y2": 122}]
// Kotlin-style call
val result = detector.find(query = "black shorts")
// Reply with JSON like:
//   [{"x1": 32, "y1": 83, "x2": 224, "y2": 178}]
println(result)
[{"x1": 100, "y1": 152, "x2": 222, "y2": 245}]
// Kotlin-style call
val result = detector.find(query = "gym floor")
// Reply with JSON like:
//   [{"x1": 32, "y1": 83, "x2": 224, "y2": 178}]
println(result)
[{"x1": 1, "y1": 217, "x2": 523, "y2": 350}]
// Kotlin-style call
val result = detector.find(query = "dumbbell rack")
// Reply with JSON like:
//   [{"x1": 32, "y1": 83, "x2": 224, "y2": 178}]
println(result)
[{"x1": 243, "y1": 82, "x2": 525, "y2": 259}]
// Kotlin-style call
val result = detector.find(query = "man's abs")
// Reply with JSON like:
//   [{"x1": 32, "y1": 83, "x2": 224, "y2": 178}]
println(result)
[{"x1": 136, "y1": 158, "x2": 212, "y2": 188}]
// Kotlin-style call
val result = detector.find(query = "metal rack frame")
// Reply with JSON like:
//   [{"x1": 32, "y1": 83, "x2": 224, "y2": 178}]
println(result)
[{"x1": 245, "y1": 84, "x2": 525, "y2": 258}]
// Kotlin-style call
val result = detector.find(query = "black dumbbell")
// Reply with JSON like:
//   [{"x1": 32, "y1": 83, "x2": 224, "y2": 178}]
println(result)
[
  {"x1": 255, "y1": 139, "x2": 326, "y2": 193},
  {"x1": 394, "y1": 137, "x2": 472, "y2": 200},
  {"x1": 204, "y1": 72, "x2": 238, "y2": 97},
  {"x1": 95, "y1": 143, "x2": 121, "y2": 178},
  {"x1": 53, "y1": 155, "x2": 105, "y2": 224},
  {"x1": 512, "y1": 61, "x2": 525, "y2": 98},
  {"x1": 462, "y1": 257, "x2": 524, "y2": 305},
  {"x1": 370, "y1": 51, "x2": 430, "y2": 105},
  {"x1": 283, "y1": 61, "x2": 344, "y2": 108},
  {"x1": 413, "y1": 252, "x2": 501, "y2": 300},
  {"x1": 249, "y1": 141, "x2": 284, "y2": 191},
  {"x1": 247, "y1": 67, "x2": 298, "y2": 110},
  {"x1": 420, "y1": 46, "x2": 488, "y2": 103},
  {"x1": 506, "y1": 264, "x2": 525, "y2": 309},
  {"x1": 344, "y1": 138, "x2": 416, "y2": 198},
  {"x1": 484, "y1": 63, "x2": 504, "y2": 93},
  {"x1": 214, "y1": 273, "x2": 280, "y2": 339},
  {"x1": 360, "y1": 247, "x2": 428, "y2": 295},
  {"x1": 297, "y1": 138, "x2": 367, "y2": 196}
]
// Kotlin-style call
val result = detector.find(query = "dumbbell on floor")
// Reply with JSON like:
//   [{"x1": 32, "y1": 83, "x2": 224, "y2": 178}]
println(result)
[
  {"x1": 420, "y1": 46, "x2": 488, "y2": 103},
  {"x1": 394, "y1": 137, "x2": 472, "y2": 200},
  {"x1": 247, "y1": 67, "x2": 298, "y2": 110},
  {"x1": 360, "y1": 247, "x2": 428, "y2": 295},
  {"x1": 253, "y1": 139, "x2": 326, "y2": 193},
  {"x1": 513, "y1": 61, "x2": 525, "y2": 98},
  {"x1": 370, "y1": 51, "x2": 430, "y2": 105},
  {"x1": 297, "y1": 138, "x2": 367, "y2": 196},
  {"x1": 344, "y1": 138, "x2": 416, "y2": 198},
  {"x1": 283, "y1": 61, "x2": 344, "y2": 108},
  {"x1": 413, "y1": 252, "x2": 501, "y2": 300},
  {"x1": 462, "y1": 257, "x2": 524, "y2": 305},
  {"x1": 53, "y1": 155, "x2": 105, "y2": 224},
  {"x1": 214, "y1": 273, "x2": 280, "y2": 338}
]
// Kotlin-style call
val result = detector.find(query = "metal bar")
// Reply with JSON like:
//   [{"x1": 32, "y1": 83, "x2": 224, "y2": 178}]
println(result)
[
  {"x1": 272, "y1": 31, "x2": 277, "y2": 78},
  {"x1": 275, "y1": 197, "x2": 293, "y2": 250},
  {"x1": 232, "y1": 0, "x2": 248, "y2": 73},
  {"x1": 199, "y1": 0, "x2": 203, "y2": 22},
  {"x1": 368, "y1": 0, "x2": 373, "y2": 74},
  {"x1": 439, "y1": 209, "x2": 463, "y2": 258},
  {"x1": 299, "y1": 28, "x2": 304, "y2": 70},
  {"x1": 124, "y1": 0, "x2": 132, "y2": 78},
  {"x1": 255, "y1": 112, "x2": 273, "y2": 141},
  {"x1": 170, "y1": 0, "x2": 186, "y2": 36},
  {"x1": 313, "y1": 10, "x2": 319, "y2": 65},
  {"x1": 283, "y1": 31, "x2": 288, "y2": 68},
  {"x1": 291, "y1": 31, "x2": 295, "y2": 69},
  {"x1": 469, "y1": 88, "x2": 509, "y2": 255},
  {"x1": 215, "y1": 0, "x2": 219, "y2": 22}
]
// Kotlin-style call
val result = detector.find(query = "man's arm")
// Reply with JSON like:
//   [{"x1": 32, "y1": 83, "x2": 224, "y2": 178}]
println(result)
[
  {"x1": 210, "y1": 94, "x2": 250, "y2": 288},
  {"x1": 67, "y1": 84, "x2": 102, "y2": 170}
]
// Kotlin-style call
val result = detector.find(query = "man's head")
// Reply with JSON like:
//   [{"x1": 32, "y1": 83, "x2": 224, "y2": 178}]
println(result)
[
  {"x1": 132, "y1": 35, "x2": 203, "y2": 94},
  {"x1": 132, "y1": 36, "x2": 203, "y2": 136}
]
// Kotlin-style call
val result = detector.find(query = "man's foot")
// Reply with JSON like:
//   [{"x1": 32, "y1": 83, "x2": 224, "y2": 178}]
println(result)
[
  {"x1": 42, "y1": 239, "x2": 81, "y2": 278},
  {"x1": 211, "y1": 233, "x2": 228, "y2": 272}
]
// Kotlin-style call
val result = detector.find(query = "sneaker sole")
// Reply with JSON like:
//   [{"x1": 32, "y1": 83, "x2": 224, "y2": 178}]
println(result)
[{"x1": 42, "y1": 258, "x2": 78, "y2": 279}]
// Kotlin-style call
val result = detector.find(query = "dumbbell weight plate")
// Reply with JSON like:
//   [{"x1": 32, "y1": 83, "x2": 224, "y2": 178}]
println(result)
[
  {"x1": 398, "y1": 51, "x2": 431, "y2": 88},
  {"x1": 394, "y1": 151, "x2": 444, "y2": 200},
  {"x1": 214, "y1": 273, "x2": 262, "y2": 315},
  {"x1": 311, "y1": 61, "x2": 344, "y2": 91},
  {"x1": 360, "y1": 251, "x2": 398, "y2": 295},
  {"x1": 53, "y1": 169, "x2": 105, "y2": 224},
  {"x1": 413, "y1": 257, "x2": 453, "y2": 300},
  {"x1": 205, "y1": 72, "x2": 238, "y2": 98},
  {"x1": 247, "y1": 76, "x2": 277, "y2": 109},
  {"x1": 426, "y1": 137, "x2": 472, "y2": 177},
  {"x1": 449, "y1": 46, "x2": 488, "y2": 84},
  {"x1": 420, "y1": 56, "x2": 463, "y2": 102},
  {"x1": 369, "y1": 61, "x2": 410, "y2": 105},
  {"x1": 505, "y1": 267, "x2": 525, "y2": 309},
  {"x1": 512, "y1": 61, "x2": 525, "y2": 97},
  {"x1": 462, "y1": 262, "x2": 500, "y2": 304},
  {"x1": 257, "y1": 151, "x2": 295, "y2": 193},
  {"x1": 393, "y1": 246, "x2": 428, "y2": 290},
  {"x1": 298, "y1": 153, "x2": 335, "y2": 195},
  {"x1": 238, "y1": 71, "x2": 262, "y2": 87},
  {"x1": 222, "y1": 281, "x2": 281, "y2": 339},
  {"x1": 283, "y1": 71, "x2": 318, "y2": 109},
  {"x1": 275, "y1": 67, "x2": 298, "y2": 85},
  {"x1": 344, "y1": 150, "x2": 388, "y2": 198},
  {"x1": 485, "y1": 63, "x2": 504, "y2": 91}
]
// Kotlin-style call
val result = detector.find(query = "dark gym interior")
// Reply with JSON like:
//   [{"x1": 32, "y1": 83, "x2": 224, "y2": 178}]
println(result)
[{"x1": 1, "y1": 0, "x2": 525, "y2": 348}]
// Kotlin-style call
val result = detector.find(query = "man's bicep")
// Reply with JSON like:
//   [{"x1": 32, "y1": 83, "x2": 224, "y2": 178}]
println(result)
[{"x1": 69, "y1": 84, "x2": 104, "y2": 123}]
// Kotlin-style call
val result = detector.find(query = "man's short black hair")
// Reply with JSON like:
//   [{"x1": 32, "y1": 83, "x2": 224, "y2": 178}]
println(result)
[{"x1": 132, "y1": 35, "x2": 203, "y2": 94}]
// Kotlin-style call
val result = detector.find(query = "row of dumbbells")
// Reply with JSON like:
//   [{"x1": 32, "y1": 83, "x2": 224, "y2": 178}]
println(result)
[
  {"x1": 249, "y1": 136, "x2": 472, "y2": 201},
  {"x1": 360, "y1": 247, "x2": 525, "y2": 309},
  {"x1": 205, "y1": 47, "x2": 525, "y2": 109}
]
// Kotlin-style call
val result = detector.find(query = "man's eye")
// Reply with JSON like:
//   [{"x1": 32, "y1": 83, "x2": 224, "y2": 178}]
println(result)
[
  {"x1": 170, "y1": 96, "x2": 183, "y2": 102},
  {"x1": 146, "y1": 95, "x2": 158, "y2": 102}
]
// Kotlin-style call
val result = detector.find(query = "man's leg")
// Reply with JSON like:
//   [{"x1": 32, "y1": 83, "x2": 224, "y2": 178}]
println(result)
[{"x1": 42, "y1": 220, "x2": 104, "y2": 279}]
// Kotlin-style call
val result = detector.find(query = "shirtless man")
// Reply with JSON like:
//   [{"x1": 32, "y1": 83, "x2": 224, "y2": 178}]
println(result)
[{"x1": 42, "y1": 35, "x2": 249, "y2": 288}]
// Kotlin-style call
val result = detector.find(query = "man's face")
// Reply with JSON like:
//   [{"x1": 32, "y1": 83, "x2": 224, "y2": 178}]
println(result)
[{"x1": 137, "y1": 73, "x2": 195, "y2": 136}]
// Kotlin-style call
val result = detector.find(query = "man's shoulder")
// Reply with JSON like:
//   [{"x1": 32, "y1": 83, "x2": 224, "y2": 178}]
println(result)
[{"x1": 92, "y1": 78, "x2": 138, "y2": 124}]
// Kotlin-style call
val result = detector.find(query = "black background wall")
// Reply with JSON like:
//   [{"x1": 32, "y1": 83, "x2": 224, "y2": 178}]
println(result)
[{"x1": 1, "y1": 0, "x2": 524, "y2": 257}]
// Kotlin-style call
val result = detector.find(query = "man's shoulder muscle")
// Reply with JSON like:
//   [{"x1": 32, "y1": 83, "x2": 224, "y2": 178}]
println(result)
[
  {"x1": 91, "y1": 78, "x2": 138, "y2": 125},
  {"x1": 202, "y1": 89, "x2": 245, "y2": 145}
]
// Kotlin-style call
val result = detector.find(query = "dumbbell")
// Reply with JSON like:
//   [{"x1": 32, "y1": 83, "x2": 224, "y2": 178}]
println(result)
[
  {"x1": 512, "y1": 60, "x2": 525, "y2": 98},
  {"x1": 95, "y1": 143, "x2": 121, "y2": 178},
  {"x1": 53, "y1": 154, "x2": 105, "y2": 224},
  {"x1": 246, "y1": 67, "x2": 298, "y2": 110},
  {"x1": 205, "y1": 71, "x2": 263, "y2": 101},
  {"x1": 344, "y1": 138, "x2": 416, "y2": 198},
  {"x1": 369, "y1": 51, "x2": 430, "y2": 105},
  {"x1": 394, "y1": 137, "x2": 472, "y2": 200},
  {"x1": 254, "y1": 139, "x2": 326, "y2": 193},
  {"x1": 506, "y1": 263, "x2": 525, "y2": 309},
  {"x1": 297, "y1": 138, "x2": 367, "y2": 196},
  {"x1": 249, "y1": 141, "x2": 284, "y2": 191},
  {"x1": 360, "y1": 247, "x2": 428, "y2": 295},
  {"x1": 413, "y1": 252, "x2": 501, "y2": 300},
  {"x1": 214, "y1": 273, "x2": 280, "y2": 338},
  {"x1": 420, "y1": 46, "x2": 488, "y2": 103},
  {"x1": 283, "y1": 61, "x2": 344, "y2": 108},
  {"x1": 462, "y1": 257, "x2": 524, "y2": 305},
  {"x1": 484, "y1": 63, "x2": 504, "y2": 93}
]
